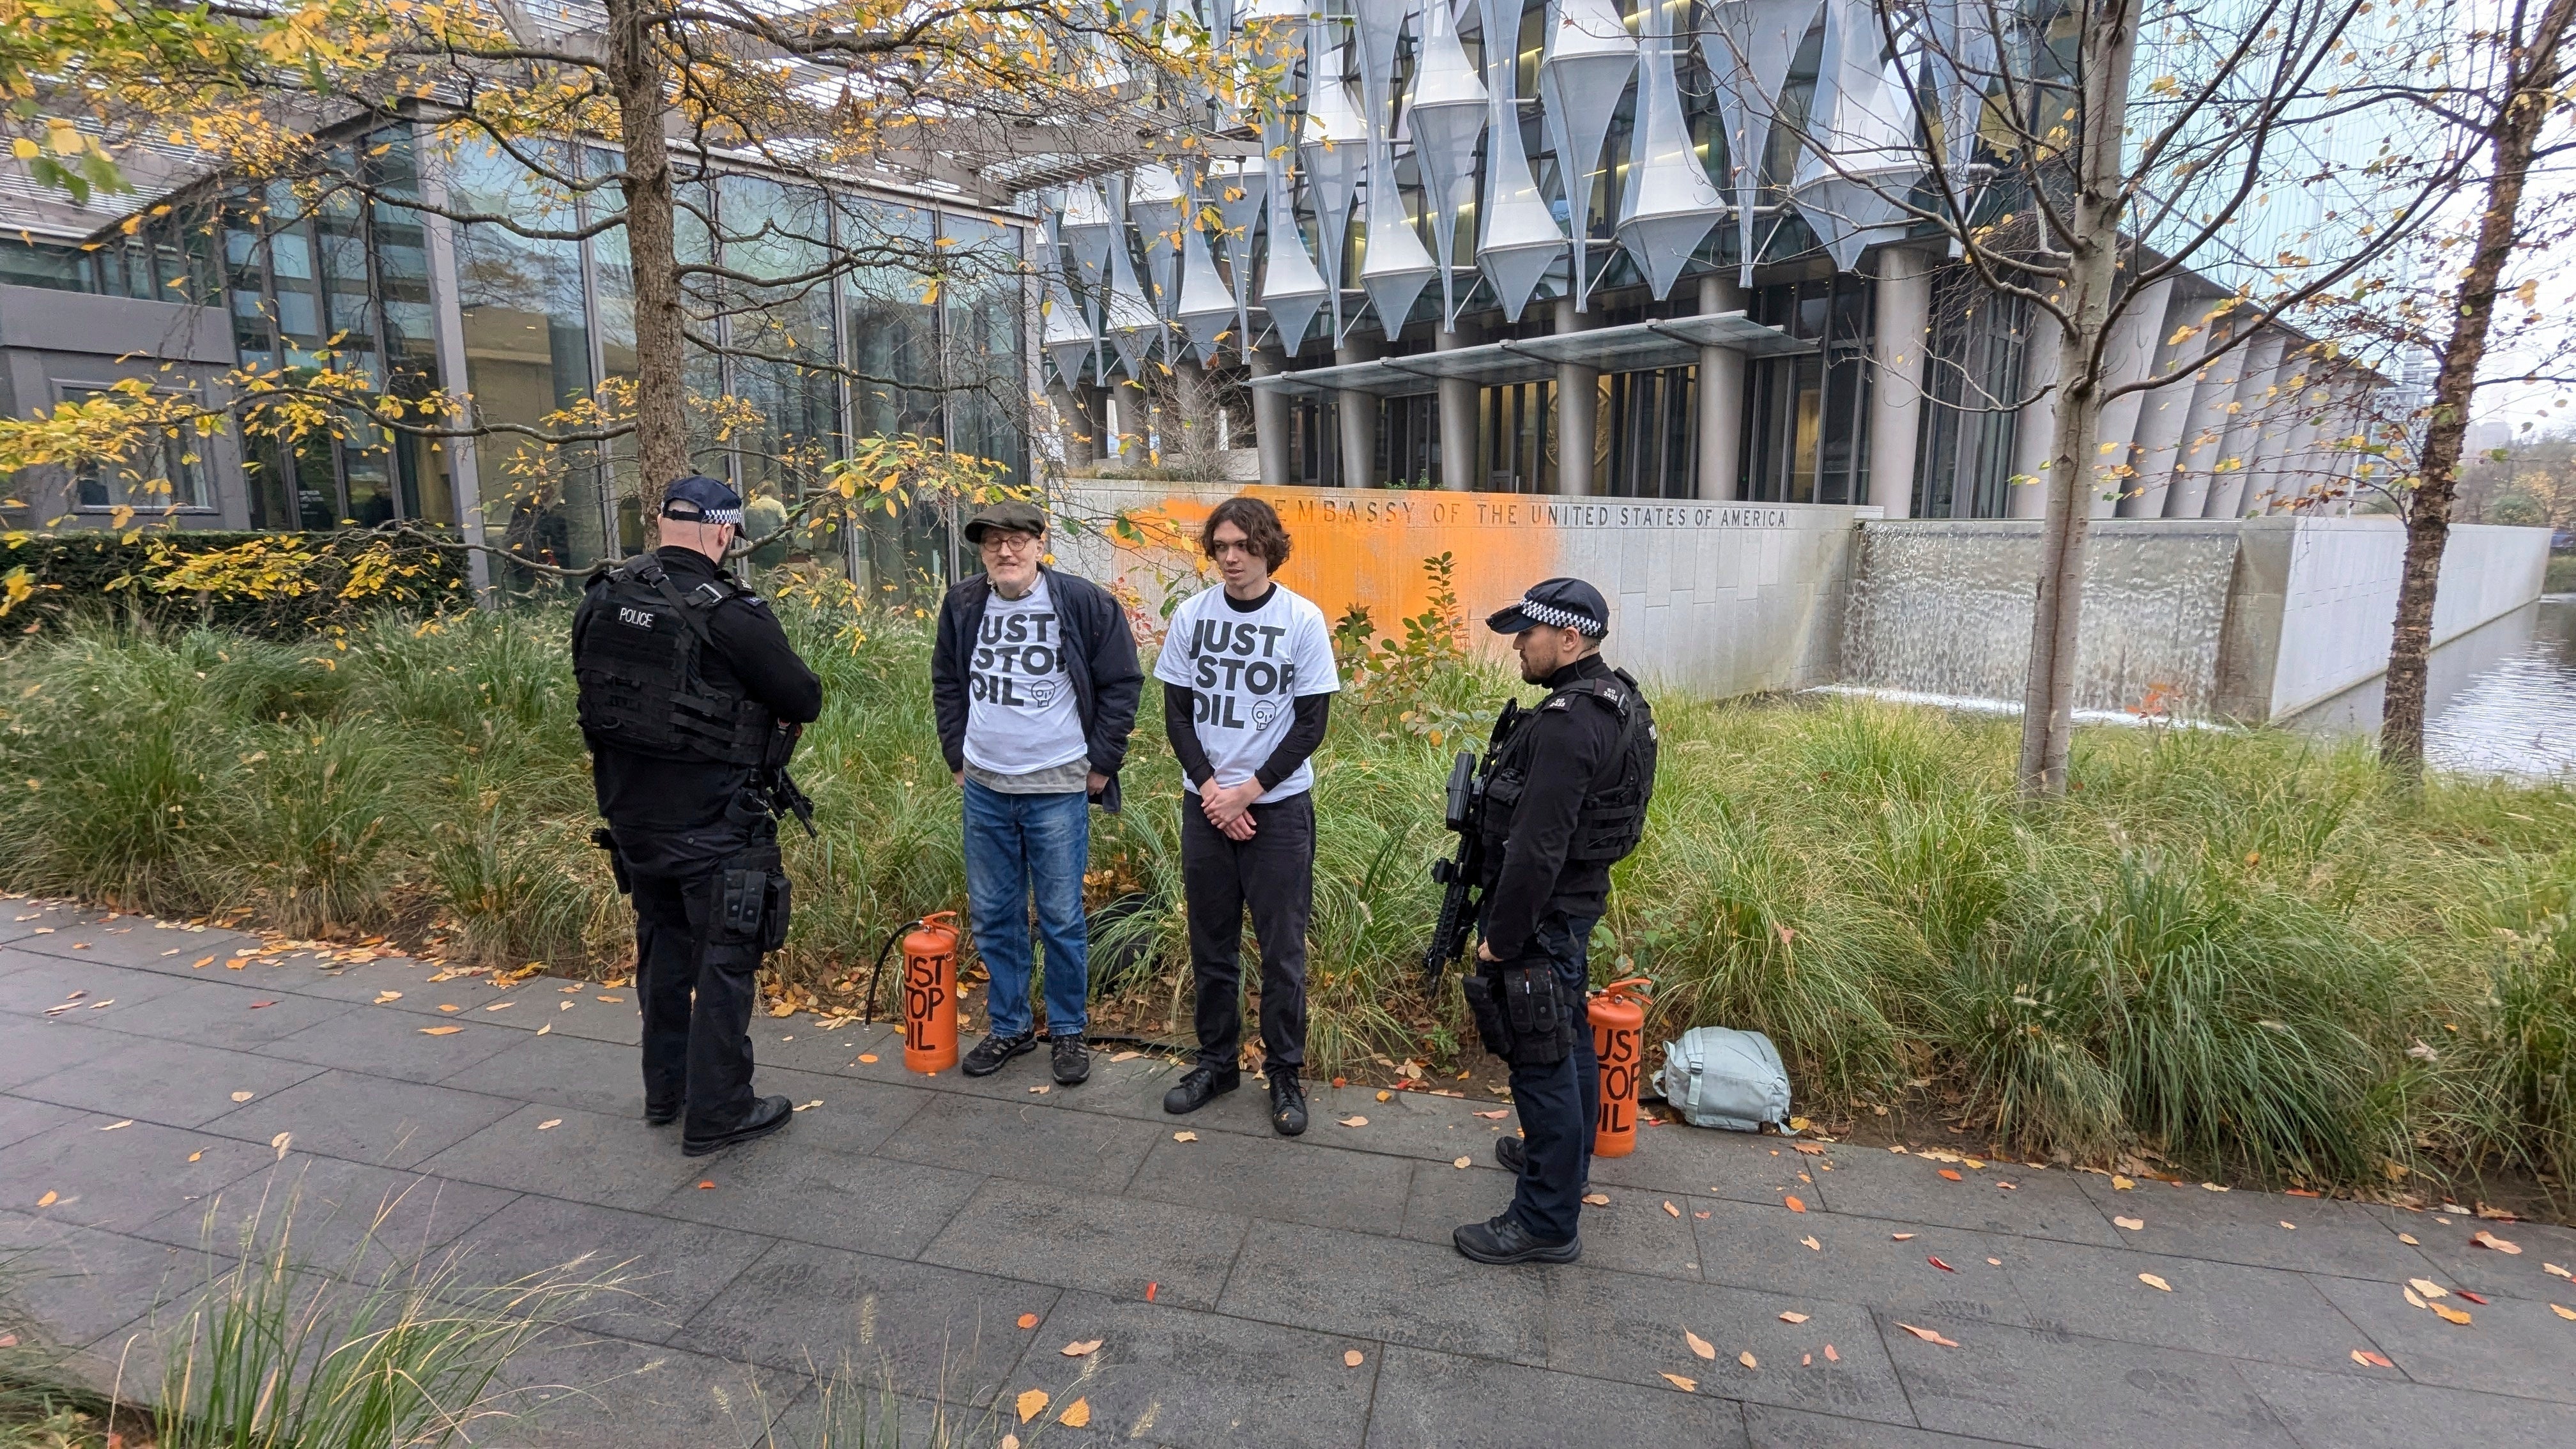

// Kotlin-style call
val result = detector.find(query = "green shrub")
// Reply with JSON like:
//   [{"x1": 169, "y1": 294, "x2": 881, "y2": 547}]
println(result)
[{"x1": 1, "y1": 530, "x2": 467, "y2": 638}]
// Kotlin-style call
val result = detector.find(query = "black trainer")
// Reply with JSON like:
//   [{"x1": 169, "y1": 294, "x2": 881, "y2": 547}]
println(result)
[
  {"x1": 962, "y1": 1030, "x2": 1036, "y2": 1078},
  {"x1": 1051, "y1": 1033, "x2": 1091, "y2": 1085},
  {"x1": 1493, "y1": 1133, "x2": 1590, "y2": 1193},
  {"x1": 1268, "y1": 1070, "x2": 1308, "y2": 1136},
  {"x1": 1453, "y1": 1212, "x2": 1581, "y2": 1265},
  {"x1": 645, "y1": 1101, "x2": 680, "y2": 1127},
  {"x1": 682, "y1": 1094, "x2": 792, "y2": 1157},
  {"x1": 1162, "y1": 1061, "x2": 1240, "y2": 1114}
]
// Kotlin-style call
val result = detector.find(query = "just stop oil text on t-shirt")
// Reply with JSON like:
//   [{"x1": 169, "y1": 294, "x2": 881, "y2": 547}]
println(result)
[
  {"x1": 963, "y1": 576, "x2": 1089, "y2": 776},
  {"x1": 1154, "y1": 583, "x2": 1339, "y2": 803}
]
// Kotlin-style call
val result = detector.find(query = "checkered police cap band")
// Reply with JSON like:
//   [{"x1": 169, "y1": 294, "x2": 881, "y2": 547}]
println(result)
[
  {"x1": 662, "y1": 501, "x2": 744, "y2": 526},
  {"x1": 1517, "y1": 597, "x2": 1606, "y2": 636}
]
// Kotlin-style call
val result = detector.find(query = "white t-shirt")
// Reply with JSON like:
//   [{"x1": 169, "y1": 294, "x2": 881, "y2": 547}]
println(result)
[
  {"x1": 963, "y1": 576, "x2": 1090, "y2": 776},
  {"x1": 1154, "y1": 581, "x2": 1340, "y2": 803}
]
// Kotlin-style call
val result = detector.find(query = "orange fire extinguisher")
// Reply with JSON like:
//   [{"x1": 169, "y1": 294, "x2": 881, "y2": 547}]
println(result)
[
  {"x1": 1590, "y1": 977, "x2": 1653, "y2": 1158},
  {"x1": 865, "y1": 912, "x2": 962, "y2": 1075}
]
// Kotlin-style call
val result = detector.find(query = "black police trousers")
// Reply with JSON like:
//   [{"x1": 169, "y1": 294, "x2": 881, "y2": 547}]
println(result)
[
  {"x1": 1503, "y1": 912, "x2": 1600, "y2": 1244},
  {"x1": 630, "y1": 843, "x2": 778, "y2": 1139}
]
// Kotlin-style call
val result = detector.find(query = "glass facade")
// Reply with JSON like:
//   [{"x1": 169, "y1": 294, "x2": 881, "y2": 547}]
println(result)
[{"x1": 1913, "y1": 266, "x2": 2028, "y2": 518}]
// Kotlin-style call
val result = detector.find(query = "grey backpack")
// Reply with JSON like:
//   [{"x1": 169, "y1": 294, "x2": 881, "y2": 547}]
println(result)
[{"x1": 1659, "y1": 1026, "x2": 1792, "y2": 1131}]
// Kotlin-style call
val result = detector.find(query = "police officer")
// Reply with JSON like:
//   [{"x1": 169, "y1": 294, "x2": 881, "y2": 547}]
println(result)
[
  {"x1": 1455, "y1": 578, "x2": 1655, "y2": 1265},
  {"x1": 572, "y1": 475, "x2": 823, "y2": 1157}
]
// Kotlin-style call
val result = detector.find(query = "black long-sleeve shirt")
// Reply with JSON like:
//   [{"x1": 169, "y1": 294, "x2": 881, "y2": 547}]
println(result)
[
  {"x1": 573, "y1": 546, "x2": 822, "y2": 874},
  {"x1": 1480, "y1": 652, "x2": 1623, "y2": 961}
]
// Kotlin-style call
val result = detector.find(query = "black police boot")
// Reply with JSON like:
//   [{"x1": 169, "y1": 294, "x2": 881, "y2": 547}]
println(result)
[
  {"x1": 1453, "y1": 1212, "x2": 1581, "y2": 1266},
  {"x1": 1051, "y1": 1033, "x2": 1091, "y2": 1086},
  {"x1": 682, "y1": 1094, "x2": 792, "y2": 1157},
  {"x1": 1493, "y1": 1133, "x2": 1590, "y2": 1193},
  {"x1": 645, "y1": 1100, "x2": 680, "y2": 1127},
  {"x1": 1268, "y1": 1069, "x2": 1308, "y2": 1137},
  {"x1": 962, "y1": 1029, "x2": 1036, "y2": 1078},
  {"x1": 1162, "y1": 1061, "x2": 1240, "y2": 1114}
]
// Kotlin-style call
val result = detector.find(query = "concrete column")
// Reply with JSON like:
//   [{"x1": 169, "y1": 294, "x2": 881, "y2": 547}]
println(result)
[
  {"x1": 1696, "y1": 273, "x2": 1745, "y2": 501},
  {"x1": 1049, "y1": 383, "x2": 1099, "y2": 471},
  {"x1": 2087, "y1": 274, "x2": 2176, "y2": 518},
  {"x1": 2205, "y1": 330, "x2": 2284, "y2": 518},
  {"x1": 1249, "y1": 347, "x2": 1292, "y2": 486},
  {"x1": 2008, "y1": 304, "x2": 2063, "y2": 519},
  {"x1": 1554, "y1": 296, "x2": 1600, "y2": 496},
  {"x1": 1335, "y1": 335, "x2": 1381, "y2": 487},
  {"x1": 1436, "y1": 321, "x2": 1482, "y2": 491},
  {"x1": 2161, "y1": 334, "x2": 2245, "y2": 518},
  {"x1": 1867, "y1": 247, "x2": 1933, "y2": 517},
  {"x1": 2117, "y1": 286, "x2": 2205, "y2": 518},
  {"x1": 1111, "y1": 380, "x2": 1149, "y2": 469}
]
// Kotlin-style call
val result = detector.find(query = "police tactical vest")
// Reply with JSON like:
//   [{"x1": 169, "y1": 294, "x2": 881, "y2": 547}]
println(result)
[
  {"x1": 574, "y1": 557, "x2": 774, "y2": 767},
  {"x1": 1483, "y1": 668, "x2": 1659, "y2": 865}
]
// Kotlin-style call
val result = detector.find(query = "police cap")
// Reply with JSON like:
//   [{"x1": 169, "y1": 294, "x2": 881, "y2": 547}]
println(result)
[
  {"x1": 660, "y1": 474, "x2": 744, "y2": 526},
  {"x1": 1487, "y1": 578, "x2": 1611, "y2": 639}
]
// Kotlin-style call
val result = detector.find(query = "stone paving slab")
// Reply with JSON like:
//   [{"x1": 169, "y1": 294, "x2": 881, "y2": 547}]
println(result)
[{"x1": 3, "y1": 902, "x2": 2574, "y2": 1448}]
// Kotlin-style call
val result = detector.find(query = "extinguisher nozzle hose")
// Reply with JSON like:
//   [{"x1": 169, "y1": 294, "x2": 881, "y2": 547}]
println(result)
[{"x1": 861, "y1": 921, "x2": 924, "y2": 1027}]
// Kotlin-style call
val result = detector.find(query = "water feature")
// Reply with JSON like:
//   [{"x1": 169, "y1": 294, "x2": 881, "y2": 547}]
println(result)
[
  {"x1": 1839, "y1": 520, "x2": 2243, "y2": 717},
  {"x1": 2290, "y1": 595, "x2": 2576, "y2": 779}
]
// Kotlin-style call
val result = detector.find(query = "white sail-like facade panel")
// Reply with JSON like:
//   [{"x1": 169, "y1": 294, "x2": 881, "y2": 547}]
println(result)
[
  {"x1": 1476, "y1": 0, "x2": 1567, "y2": 321},
  {"x1": 1540, "y1": 0, "x2": 1638, "y2": 310},
  {"x1": 1703, "y1": 0, "x2": 1823, "y2": 285},
  {"x1": 1354, "y1": 0, "x2": 1438, "y2": 337},
  {"x1": 1407, "y1": 0, "x2": 1487, "y2": 327},
  {"x1": 1793, "y1": 0, "x2": 1927, "y2": 272},
  {"x1": 1617, "y1": 0, "x2": 1728, "y2": 300}
]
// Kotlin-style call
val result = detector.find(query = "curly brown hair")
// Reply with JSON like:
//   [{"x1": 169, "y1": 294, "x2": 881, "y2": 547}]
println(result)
[{"x1": 1200, "y1": 494, "x2": 1292, "y2": 570}]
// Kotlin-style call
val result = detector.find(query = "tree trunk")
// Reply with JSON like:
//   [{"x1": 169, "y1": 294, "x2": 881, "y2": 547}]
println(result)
[
  {"x1": 604, "y1": 0, "x2": 692, "y2": 529},
  {"x1": 2381, "y1": 0, "x2": 2576, "y2": 781},
  {"x1": 2017, "y1": 0, "x2": 2138, "y2": 797}
]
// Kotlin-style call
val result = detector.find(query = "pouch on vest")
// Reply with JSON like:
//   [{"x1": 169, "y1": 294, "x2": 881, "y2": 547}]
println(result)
[
  {"x1": 717, "y1": 868, "x2": 767, "y2": 946},
  {"x1": 1657, "y1": 1025, "x2": 1792, "y2": 1131},
  {"x1": 1498, "y1": 962, "x2": 1572, "y2": 1066},
  {"x1": 759, "y1": 869, "x2": 792, "y2": 953},
  {"x1": 1461, "y1": 970, "x2": 1515, "y2": 1061}
]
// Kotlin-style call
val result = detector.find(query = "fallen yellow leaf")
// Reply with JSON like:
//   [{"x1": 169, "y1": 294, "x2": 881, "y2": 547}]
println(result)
[
  {"x1": 2552, "y1": 1303, "x2": 2575, "y2": 1320},
  {"x1": 1015, "y1": 1388, "x2": 1048, "y2": 1423},
  {"x1": 858, "y1": 1054, "x2": 880, "y2": 1064},
  {"x1": 2408, "y1": 1278, "x2": 2447, "y2": 1300},
  {"x1": 270, "y1": 1131, "x2": 291, "y2": 1160},
  {"x1": 1800, "y1": 1236, "x2": 1822, "y2": 1251},
  {"x1": 1058, "y1": 1398, "x2": 1090, "y2": 1428},
  {"x1": 420, "y1": 1026, "x2": 464, "y2": 1036},
  {"x1": 793, "y1": 1100, "x2": 822, "y2": 1112},
  {"x1": 187, "y1": 1151, "x2": 201, "y2": 1162},
  {"x1": 1017, "y1": 1312, "x2": 1039, "y2": 1329},
  {"x1": 1110, "y1": 1050, "x2": 1140, "y2": 1062},
  {"x1": 2547, "y1": 1262, "x2": 2571, "y2": 1278},
  {"x1": 373, "y1": 991, "x2": 401, "y2": 1003},
  {"x1": 1890, "y1": 1232, "x2": 1916, "y2": 1241},
  {"x1": 2471, "y1": 1230, "x2": 2522, "y2": 1254},
  {"x1": 2350, "y1": 1349, "x2": 2394, "y2": 1368},
  {"x1": 1738, "y1": 1351, "x2": 1758, "y2": 1370},
  {"x1": 1344, "y1": 1349, "x2": 1365, "y2": 1367},
  {"x1": 1779, "y1": 1311, "x2": 1809, "y2": 1324},
  {"x1": 1896, "y1": 1322, "x2": 1960, "y2": 1347},
  {"x1": 1376, "y1": 1090, "x2": 1390, "y2": 1102},
  {"x1": 1785, "y1": 1195, "x2": 1807, "y2": 1212},
  {"x1": 1685, "y1": 1329, "x2": 1715, "y2": 1360},
  {"x1": 2111, "y1": 1175, "x2": 2135, "y2": 1190},
  {"x1": 35, "y1": 1192, "x2": 56, "y2": 1208},
  {"x1": 190, "y1": 956, "x2": 215, "y2": 969},
  {"x1": 1453, "y1": 1156, "x2": 1471, "y2": 1169},
  {"x1": 1475, "y1": 1108, "x2": 1510, "y2": 1119},
  {"x1": 2430, "y1": 1303, "x2": 2472, "y2": 1326},
  {"x1": 537, "y1": 1119, "x2": 562, "y2": 1130},
  {"x1": 1174, "y1": 1131, "x2": 1198, "y2": 1142},
  {"x1": 437, "y1": 1004, "x2": 461, "y2": 1013},
  {"x1": 230, "y1": 1091, "x2": 254, "y2": 1103},
  {"x1": 536, "y1": 1024, "x2": 552, "y2": 1036},
  {"x1": 2139, "y1": 1273, "x2": 2172, "y2": 1292},
  {"x1": 1061, "y1": 1339, "x2": 1101, "y2": 1358},
  {"x1": 1936, "y1": 1169, "x2": 1963, "y2": 1182},
  {"x1": 1663, "y1": 1200, "x2": 1681, "y2": 1218},
  {"x1": 2398, "y1": 1233, "x2": 2420, "y2": 1245},
  {"x1": 98, "y1": 1120, "x2": 131, "y2": 1132},
  {"x1": 2404, "y1": 1287, "x2": 2428, "y2": 1309},
  {"x1": 1583, "y1": 1193, "x2": 1610, "y2": 1206},
  {"x1": 2114, "y1": 1216, "x2": 2145, "y2": 1230},
  {"x1": 1338, "y1": 1116, "x2": 1368, "y2": 1128},
  {"x1": 1659, "y1": 1372, "x2": 1697, "y2": 1392},
  {"x1": 1824, "y1": 1344, "x2": 1839, "y2": 1361}
]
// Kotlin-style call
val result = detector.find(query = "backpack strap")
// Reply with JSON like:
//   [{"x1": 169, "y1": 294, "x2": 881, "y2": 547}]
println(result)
[{"x1": 619, "y1": 556, "x2": 723, "y2": 650}]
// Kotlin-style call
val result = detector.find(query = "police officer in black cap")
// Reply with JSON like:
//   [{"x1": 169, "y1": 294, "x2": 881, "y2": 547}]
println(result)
[
  {"x1": 1454, "y1": 578, "x2": 1657, "y2": 1264},
  {"x1": 572, "y1": 475, "x2": 823, "y2": 1156}
]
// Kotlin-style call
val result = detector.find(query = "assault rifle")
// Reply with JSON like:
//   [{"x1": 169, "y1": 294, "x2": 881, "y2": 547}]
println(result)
[
  {"x1": 1422, "y1": 700, "x2": 1522, "y2": 985},
  {"x1": 764, "y1": 722, "x2": 818, "y2": 838}
]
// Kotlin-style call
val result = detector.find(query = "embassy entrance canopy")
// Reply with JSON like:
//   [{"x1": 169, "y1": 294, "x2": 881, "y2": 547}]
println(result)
[{"x1": 1246, "y1": 311, "x2": 1814, "y2": 400}]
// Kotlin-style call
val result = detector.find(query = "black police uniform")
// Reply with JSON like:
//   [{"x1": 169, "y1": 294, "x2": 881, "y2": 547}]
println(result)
[
  {"x1": 1475, "y1": 651, "x2": 1637, "y2": 1246},
  {"x1": 572, "y1": 544, "x2": 822, "y2": 1147}
]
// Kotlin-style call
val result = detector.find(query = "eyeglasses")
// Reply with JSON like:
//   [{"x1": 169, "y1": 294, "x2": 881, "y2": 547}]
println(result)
[{"x1": 979, "y1": 531, "x2": 1042, "y2": 555}]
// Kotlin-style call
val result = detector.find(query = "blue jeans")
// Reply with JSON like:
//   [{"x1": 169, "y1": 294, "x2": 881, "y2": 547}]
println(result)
[
  {"x1": 962, "y1": 779, "x2": 1090, "y2": 1039},
  {"x1": 1503, "y1": 912, "x2": 1599, "y2": 1243}
]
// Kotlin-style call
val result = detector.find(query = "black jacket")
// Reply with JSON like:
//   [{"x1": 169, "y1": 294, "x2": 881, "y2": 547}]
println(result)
[
  {"x1": 932, "y1": 564, "x2": 1143, "y2": 812},
  {"x1": 573, "y1": 547, "x2": 822, "y2": 875},
  {"x1": 1480, "y1": 653, "x2": 1624, "y2": 961}
]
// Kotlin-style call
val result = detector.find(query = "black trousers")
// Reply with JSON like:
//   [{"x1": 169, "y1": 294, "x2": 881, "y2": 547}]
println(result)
[
  {"x1": 1503, "y1": 912, "x2": 1600, "y2": 1243},
  {"x1": 1182, "y1": 791, "x2": 1315, "y2": 1071},
  {"x1": 631, "y1": 846, "x2": 774, "y2": 1138}
]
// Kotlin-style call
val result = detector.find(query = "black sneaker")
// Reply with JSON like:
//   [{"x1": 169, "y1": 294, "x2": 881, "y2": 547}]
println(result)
[
  {"x1": 1162, "y1": 1061, "x2": 1240, "y2": 1114},
  {"x1": 1493, "y1": 1133, "x2": 1590, "y2": 1193},
  {"x1": 1051, "y1": 1034, "x2": 1091, "y2": 1085},
  {"x1": 962, "y1": 1030, "x2": 1036, "y2": 1078},
  {"x1": 682, "y1": 1095, "x2": 792, "y2": 1157},
  {"x1": 644, "y1": 1101, "x2": 680, "y2": 1127},
  {"x1": 1453, "y1": 1212, "x2": 1581, "y2": 1265},
  {"x1": 1268, "y1": 1070, "x2": 1308, "y2": 1137}
]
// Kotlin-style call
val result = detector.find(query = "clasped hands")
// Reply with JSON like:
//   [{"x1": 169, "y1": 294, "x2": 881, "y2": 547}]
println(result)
[{"x1": 1199, "y1": 778, "x2": 1264, "y2": 841}]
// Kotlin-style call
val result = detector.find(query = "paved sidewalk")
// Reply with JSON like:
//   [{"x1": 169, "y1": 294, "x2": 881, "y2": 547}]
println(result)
[{"x1": 1, "y1": 899, "x2": 2571, "y2": 1448}]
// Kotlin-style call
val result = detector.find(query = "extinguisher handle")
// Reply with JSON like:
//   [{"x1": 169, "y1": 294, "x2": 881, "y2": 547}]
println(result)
[{"x1": 1595, "y1": 976, "x2": 1653, "y2": 1000}]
